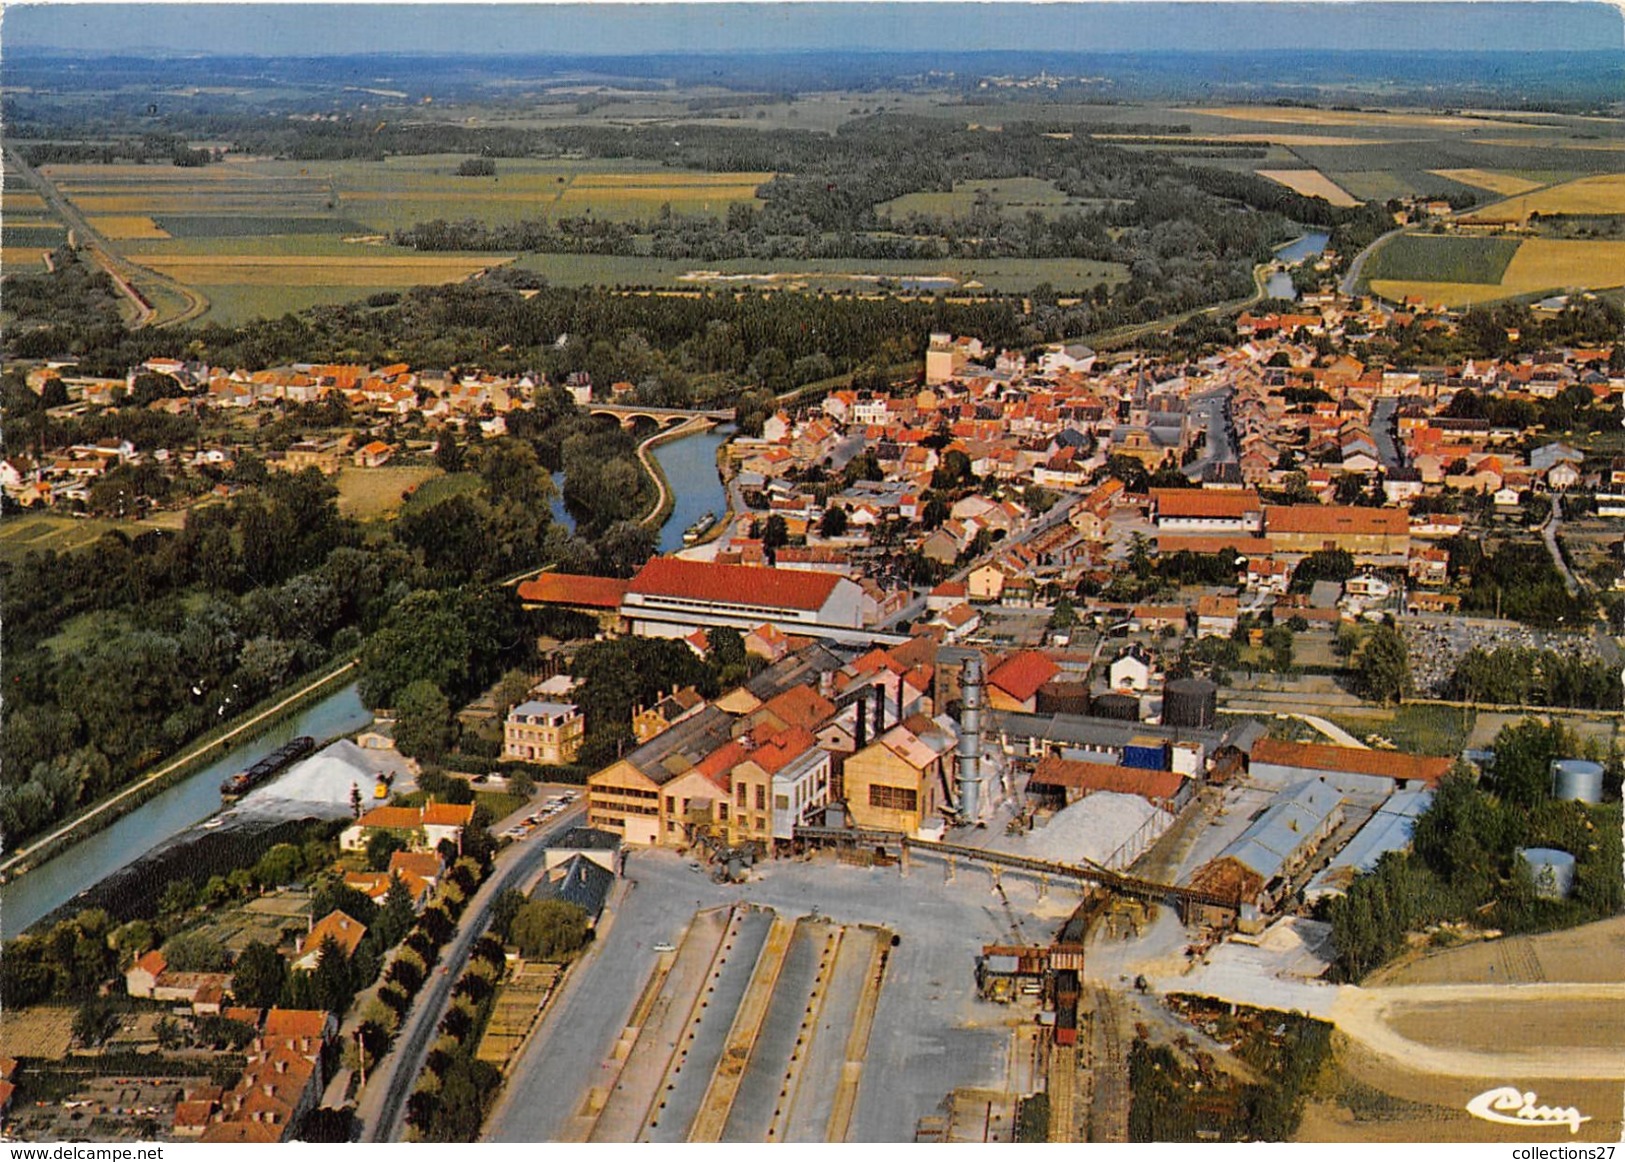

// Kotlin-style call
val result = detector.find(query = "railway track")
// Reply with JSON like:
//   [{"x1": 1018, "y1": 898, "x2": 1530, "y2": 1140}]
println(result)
[{"x1": 1088, "y1": 988, "x2": 1130, "y2": 1143}]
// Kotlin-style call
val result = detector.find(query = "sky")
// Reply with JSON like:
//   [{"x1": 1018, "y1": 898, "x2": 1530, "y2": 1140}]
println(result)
[{"x1": 4, "y1": 1, "x2": 1621, "y2": 56}]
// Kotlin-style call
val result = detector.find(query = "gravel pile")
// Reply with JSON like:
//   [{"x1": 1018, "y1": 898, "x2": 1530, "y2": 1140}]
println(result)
[{"x1": 245, "y1": 739, "x2": 414, "y2": 814}]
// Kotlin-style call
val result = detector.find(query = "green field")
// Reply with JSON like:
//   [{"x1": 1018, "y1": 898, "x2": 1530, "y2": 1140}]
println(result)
[
  {"x1": 1362, "y1": 233, "x2": 1522, "y2": 285},
  {"x1": 2, "y1": 223, "x2": 69, "y2": 247},
  {"x1": 400, "y1": 470, "x2": 482, "y2": 513},
  {"x1": 878, "y1": 177, "x2": 1114, "y2": 220},
  {"x1": 0, "y1": 512, "x2": 177, "y2": 565}
]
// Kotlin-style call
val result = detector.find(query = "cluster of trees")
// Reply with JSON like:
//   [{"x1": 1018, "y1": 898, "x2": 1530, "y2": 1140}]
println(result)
[
  {"x1": 1447, "y1": 538, "x2": 1592, "y2": 629},
  {"x1": 569, "y1": 635, "x2": 723, "y2": 765},
  {"x1": 403, "y1": 933, "x2": 507, "y2": 1141},
  {"x1": 1450, "y1": 646, "x2": 1623, "y2": 710},
  {"x1": 1322, "y1": 730, "x2": 1623, "y2": 981},
  {"x1": 1128, "y1": 1012, "x2": 1331, "y2": 1141}
]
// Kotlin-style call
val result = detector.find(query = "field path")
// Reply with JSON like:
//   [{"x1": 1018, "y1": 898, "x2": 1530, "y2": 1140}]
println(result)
[{"x1": 4, "y1": 140, "x2": 210, "y2": 327}]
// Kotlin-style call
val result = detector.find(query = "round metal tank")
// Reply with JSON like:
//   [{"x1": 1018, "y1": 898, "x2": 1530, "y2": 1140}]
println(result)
[
  {"x1": 1550, "y1": 759, "x2": 1605, "y2": 804},
  {"x1": 1091, "y1": 692, "x2": 1141, "y2": 722},
  {"x1": 1517, "y1": 847, "x2": 1576, "y2": 900},
  {"x1": 1162, "y1": 678, "x2": 1218, "y2": 730}
]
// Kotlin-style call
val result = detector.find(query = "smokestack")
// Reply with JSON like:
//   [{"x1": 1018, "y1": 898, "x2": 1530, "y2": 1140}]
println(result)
[
  {"x1": 872, "y1": 684, "x2": 886, "y2": 734},
  {"x1": 957, "y1": 655, "x2": 983, "y2": 821}
]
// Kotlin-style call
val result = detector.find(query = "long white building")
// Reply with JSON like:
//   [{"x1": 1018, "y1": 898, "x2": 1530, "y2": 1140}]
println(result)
[{"x1": 620, "y1": 557, "x2": 880, "y2": 645}]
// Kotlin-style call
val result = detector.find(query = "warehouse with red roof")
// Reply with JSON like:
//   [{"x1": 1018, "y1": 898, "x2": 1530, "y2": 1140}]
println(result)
[{"x1": 620, "y1": 557, "x2": 875, "y2": 645}]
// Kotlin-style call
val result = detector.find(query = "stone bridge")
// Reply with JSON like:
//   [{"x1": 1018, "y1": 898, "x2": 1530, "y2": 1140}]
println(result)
[{"x1": 586, "y1": 403, "x2": 736, "y2": 428}]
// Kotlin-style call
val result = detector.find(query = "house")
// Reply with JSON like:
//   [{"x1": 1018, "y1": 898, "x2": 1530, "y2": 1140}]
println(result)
[
  {"x1": 531, "y1": 854, "x2": 616, "y2": 927},
  {"x1": 1195, "y1": 595, "x2": 1239, "y2": 639},
  {"x1": 353, "y1": 440, "x2": 394, "y2": 468},
  {"x1": 123, "y1": 950, "x2": 231, "y2": 1009},
  {"x1": 966, "y1": 562, "x2": 1010, "y2": 604},
  {"x1": 339, "y1": 802, "x2": 475, "y2": 853},
  {"x1": 1263, "y1": 504, "x2": 1410, "y2": 559},
  {"x1": 744, "y1": 622, "x2": 791, "y2": 662},
  {"x1": 503, "y1": 700, "x2": 585, "y2": 765},
  {"x1": 1108, "y1": 646, "x2": 1153, "y2": 692},
  {"x1": 292, "y1": 910, "x2": 368, "y2": 972},
  {"x1": 632, "y1": 686, "x2": 706, "y2": 743},
  {"x1": 545, "y1": 827, "x2": 622, "y2": 875},
  {"x1": 986, "y1": 651, "x2": 1061, "y2": 713}
]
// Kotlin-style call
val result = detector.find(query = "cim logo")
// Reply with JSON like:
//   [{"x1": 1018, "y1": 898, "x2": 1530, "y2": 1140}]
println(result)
[{"x1": 1466, "y1": 1087, "x2": 1591, "y2": 1134}]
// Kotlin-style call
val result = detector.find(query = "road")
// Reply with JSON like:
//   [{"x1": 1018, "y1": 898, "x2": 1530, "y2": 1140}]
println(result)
[
  {"x1": 355, "y1": 800, "x2": 587, "y2": 1142},
  {"x1": 1340, "y1": 226, "x2": 1405, "y2": 300},
  {"x1": 2, "y1": 140, "x2": 209, "y2": 328},
  {"x1": 1542, "y1": 493, "x2": 1582, "y2": 598},
  {"x1": 1181, "y1": 387, "x2": 1236, "y2": 482},
  {"x1": 0, "y1": 660, "x2": 358, "y2": 880},
  {"x1": 1370, "y1": 396, "x2": 1405, "y2": 469}
]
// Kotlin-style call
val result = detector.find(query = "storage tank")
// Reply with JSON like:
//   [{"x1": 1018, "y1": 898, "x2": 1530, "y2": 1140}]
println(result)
[
  {"x1": 1517, "y1": 847, "x2": 1576, "y2": 900},
  {"x1": 1550, "y1": 759, "x2": 1605, "y2": 804},
  {"x1": 1091, "y1": 692, "x2": 1141, "y2": 722},
  {"x1": 1162, "y1": 678, "x2": 1218, "y2": 730},
  {"x1": 1122, "y1": 736, "x2": 1169, "y2": 771},
  {"x1": 1036, "y1": 680, "x2": 1090, "y2": 716}
]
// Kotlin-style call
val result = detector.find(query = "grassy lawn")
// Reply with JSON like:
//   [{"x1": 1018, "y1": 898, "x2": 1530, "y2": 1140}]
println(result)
[
  {"x1": 400, "y1": 470, "x2": 482, "y2": 513},
  {"x1": 0, "y1": 512, "x2": 179, "y2": 564},
  {"x1": 1362, "y1": 233, "x2": 1522, "y2": 285},
  {"x1": 335, "y1": 465, "x2": 443, "y2": 520},
  {"x1": 1328, "y1": 704, "x2": 1476, "y2": 757}
]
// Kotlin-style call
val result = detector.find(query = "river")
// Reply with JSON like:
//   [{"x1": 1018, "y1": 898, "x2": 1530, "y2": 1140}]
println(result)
[
  {"x1": 0, "y1": 683, "x2": 372, "y2": 935},
  {"x1": 1265, "y1": 230, "x2": 1332, "y2": 300},
  {"x1": 2, "y1": 427, "x2": 732, "y2": 936},
  {"x1": 650, "y1": 423, "x2": 733, "y2": 553}
]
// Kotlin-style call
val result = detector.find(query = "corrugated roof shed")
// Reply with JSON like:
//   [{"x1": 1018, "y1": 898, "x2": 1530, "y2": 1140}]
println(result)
[{"x1": 1304, "y1": 789, "x2": 1432, "y2": 900}]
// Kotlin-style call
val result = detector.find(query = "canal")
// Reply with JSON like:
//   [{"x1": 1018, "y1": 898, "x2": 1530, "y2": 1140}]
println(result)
[
  {"x1": 1265, "y1": 230, "x2": 1331, "y2": 301},
  {"x1": 1, "y1": 682, "x2": 372, "y2": 935},
  {"x1": 650, "y1": 423, "x2": 734, "y2": 553}
]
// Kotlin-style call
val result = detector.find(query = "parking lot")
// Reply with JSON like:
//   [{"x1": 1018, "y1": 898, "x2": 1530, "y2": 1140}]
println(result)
[{"x1": 500, "y1": 788, "x2": 579, "y2": 841}]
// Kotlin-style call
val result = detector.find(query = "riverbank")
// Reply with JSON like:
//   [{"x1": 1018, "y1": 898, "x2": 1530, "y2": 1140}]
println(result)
[
  {"x1": 637, "y1": 417, "x2": 711, "y2": 531},
  {"x1": 0, "y1": 656, "x2": 360, "y2": 884}
]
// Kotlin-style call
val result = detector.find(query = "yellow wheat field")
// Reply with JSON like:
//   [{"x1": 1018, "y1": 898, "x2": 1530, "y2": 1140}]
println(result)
[
  {"x1": 1256, "y1": 169, "x2": 1361, "y2": 206},
  {"x1": 1500, "y1": 238, "x2": 1625, "y2": 291},
  {"x1": 1187, "y1": 106, "x2": 1509, "y2": 130},
  {"x1": 1, "y1": 191, "x2": 48, "y2": 212},
  {"x1": 2, "y1": 247, "x2": 54, "y2": 270},
  {"x1": 1428, "y1": 169, "x2": 1544, "y2": 196},
  {"x1": 1367, "y1": 279, "x2": 1517, "y2": 307},
  {"x1": 87, "y1": 215, "x2": 172, "y2": 240},
  {"x1": 138, "y1": 254, "x2": 512, "y2": 286},
  {"x1": 1464, "y1": 173, "x2": 1625, "y2": 220}
]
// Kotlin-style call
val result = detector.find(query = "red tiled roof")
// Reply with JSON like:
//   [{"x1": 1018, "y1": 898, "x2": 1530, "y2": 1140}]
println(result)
[
  {"x1": 626, "y1": 558, "x2": 842, "y2": 612},
  {"x1": 133, "y1": 949, "x2": 167, "y2": 978},
  {"x1": 1264, "y1": 505, "x2": 1407, "y2": 537},
  {"x1": 300, "y1": 910, "x2": 368, "y2": 960},
  {"x1": 517, "y1": 572, "x2": 630, "y2": 610},
  {"x1": 356, "y1": 805, "x2": 423, "y2": 830},
  {"x1": 746, "y1": 727, "x2": 819, "y2": 775},
  {"x1": 755, "y1": 685, "x2": 837, "y2": 731},
  {"x1": 987, "y1": 650, "x2": 1061, "y2": 704},
  {"x1": 262, "y1": 1009, "x2": 330, "y2": 1040},
  {"x1": 388, "y1": 850, "x2": 442, "y2": 880},
  {"x1": 1251, "y1": 738, "x2": 1451, "y2": 785},
  {"x1": 1150, "y1": 488, "x2": 1261, "y2": 519},
  {"x1": 1031, "y1": 756, "x2": 1186, "y2": 804},
  {"x1": 422, "y1": 802, "x2": 476, "y2": 827}
]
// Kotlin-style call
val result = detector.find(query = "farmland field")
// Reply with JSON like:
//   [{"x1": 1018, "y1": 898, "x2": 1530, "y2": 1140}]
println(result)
[
  {"x1": 1255, "y1": 168, "x2": 1359, "y2": 206},
  {"x1": 334, "y1": 465, "x2": 442, "y2": 520},
  {"x1": 1426, "y1": 169, "x2": 1544, "y2": 196},
  {"x1": 1461, "y1": 172, "x2": 1625, "y2": 220},
  {"x1": 1499, "y1": 238, "x2": 1625, "y2": 292},
  {"x1": 1361, "y1": 234, "x2": 1521, "y2": 285},
  {"x1": 878, "y1": 177, "x2": 1117, "y2": 220},
  {"x1": 0, "y1": 512, "x2": 178, "y2": 565},
  {"x1": 1367, "y1": 236, "x2": 1625, "y2": 306},
  {"x1": 86, "y1": 215, "x2": 170, "y2": 240},
  {"x1": 2, "y1": 247, "x2": 54, "y2": 270}
]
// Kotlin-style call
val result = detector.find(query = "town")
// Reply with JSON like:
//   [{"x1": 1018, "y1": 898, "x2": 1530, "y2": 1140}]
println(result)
[
  {"x1": 3, "y1": 4, "x2": 1624, "y2": 1148},
  {"x1": 3, "y1": 269, "x2": 1623, "y2": 1143}
]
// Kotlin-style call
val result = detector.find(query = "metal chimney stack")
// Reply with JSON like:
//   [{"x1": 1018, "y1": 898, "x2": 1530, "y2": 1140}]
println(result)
[{"x1": 957, "y1": 655, "x2": 984, "y2": 821}]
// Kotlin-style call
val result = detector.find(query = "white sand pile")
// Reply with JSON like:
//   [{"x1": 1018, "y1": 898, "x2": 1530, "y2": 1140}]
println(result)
[
  {"x1": 246, "y1": 739, "x2": 413, "y2": 813},
  {"x1": 993, "y1": 791, "x2": 1173, "y2": 869}
]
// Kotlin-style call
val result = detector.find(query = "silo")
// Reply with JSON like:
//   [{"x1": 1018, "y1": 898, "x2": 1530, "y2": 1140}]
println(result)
[
  {"x1": 1163, "y1": 678, "x2": 1218, "y2": 730},
  {"x1": 1550, "y1": 759, "x2": 1605, "y2": 804},
  {"x1": 1091, "y1": 692, "x2": 1141, "y2": 722},
  {"x1": 1517, "y1": 847, "x2": 1577, "y2": 900}
]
